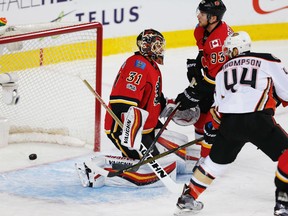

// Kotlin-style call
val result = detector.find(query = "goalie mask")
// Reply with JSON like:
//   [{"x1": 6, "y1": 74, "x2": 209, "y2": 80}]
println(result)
[
  {"x1": 223, "y1": 31, "x2": 251, "y2": 58},
  {"x1": 198, "y1": 0, "x2": 226, "y2": 22},
  {"x1": 137, "y1": 29, "x2": 165, "y2": 65}
]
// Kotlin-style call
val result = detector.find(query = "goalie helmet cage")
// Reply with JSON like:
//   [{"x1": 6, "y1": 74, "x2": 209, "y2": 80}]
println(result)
[{"x1": 0, "y1": 22, "x2": 103, "y2": 152}]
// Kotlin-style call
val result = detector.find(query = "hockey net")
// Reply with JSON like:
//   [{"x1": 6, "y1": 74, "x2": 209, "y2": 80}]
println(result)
[{"x1": 0, "y1": 22, "x2": 103, "y2": 151}]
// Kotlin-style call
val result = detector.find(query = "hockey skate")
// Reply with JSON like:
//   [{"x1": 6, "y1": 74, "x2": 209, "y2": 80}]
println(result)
[
  {"x1": 75, "y1": 162, "x2": 105, "y2": 188},
  {"x1": 274, "y1": 190, "x2": 288, "y2": 216},
  {"x1": 174, "y1": 184, "x2": 204, "y2": 215},
  {"x1": 274, "y1": 203, "x2": 288, "y2": 216},
  {"x1": 75, "y1": 162, "x2": 93, "y2": 187}
]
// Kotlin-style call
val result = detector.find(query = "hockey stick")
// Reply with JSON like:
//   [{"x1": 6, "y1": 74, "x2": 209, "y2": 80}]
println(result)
[
  {"x1": 142, "y1": 102, "x2": 180, "y2": 157},
  {"x1": 157, "y1": 137, "x2": 199, "y2": 161},
  {"x1": 85, "y1": 136, "x2": 204, "y2": 178},
  {"x1": 82, "y1": 79, "x2": 119, "y2": 123},
  {"x1": 82, "y1": 79, "x2": 179, "y2": 192},
  {"x1": 133, "y1": 102, "x2": 180, "y2": 165},
  {"x1": 108, "y1": 137, "x2": 203, "y2": 177}
]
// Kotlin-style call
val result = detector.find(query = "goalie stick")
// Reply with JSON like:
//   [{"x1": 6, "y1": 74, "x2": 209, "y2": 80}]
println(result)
[
  {"x1": 134, "y1": 102, "x2": 180, "y2": 165},
  {"x1": 108, "y1": 136, "x2": 203, "y2": 177},
  {"x1": 82, "y1": 79, "x2": 179, "y2": 193}
]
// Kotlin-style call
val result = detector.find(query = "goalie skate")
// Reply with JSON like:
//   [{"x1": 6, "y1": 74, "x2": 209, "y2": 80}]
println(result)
[
  {"x1": 274, "y1": 203, "x2": 288, "y2": 216},
  {"x1": 75, "y1": 163, "x2": 92, "y2": 187},
  {"x1": 75, "y1": 162, "x2": 105, "y2": 188}
]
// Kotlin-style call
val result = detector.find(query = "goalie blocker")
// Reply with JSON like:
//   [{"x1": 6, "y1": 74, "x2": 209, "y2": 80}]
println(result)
[{"x1": 121, "y1": 106, "x2": 149, "y2": 151}]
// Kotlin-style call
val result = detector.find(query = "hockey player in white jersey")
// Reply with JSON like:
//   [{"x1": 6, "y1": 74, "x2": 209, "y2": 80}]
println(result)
[{"x1": 174, "y1": 31, "x2": 288, "y2": 216}]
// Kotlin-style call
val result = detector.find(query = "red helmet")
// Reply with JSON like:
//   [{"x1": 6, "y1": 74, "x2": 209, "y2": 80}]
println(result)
[{"x1": 136, "y1": 29, "x2": 165, "y2": 65}]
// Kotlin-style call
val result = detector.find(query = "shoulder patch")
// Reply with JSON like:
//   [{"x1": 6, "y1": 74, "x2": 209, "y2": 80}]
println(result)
[{"x1": 134, "y1": 60, "x2": 146, "y2": 70}]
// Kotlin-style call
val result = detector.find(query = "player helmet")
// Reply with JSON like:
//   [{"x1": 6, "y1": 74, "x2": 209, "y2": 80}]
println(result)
[
  {"x1": 223, "y1": 31, "x2": 252, "y2": 58},
  {"x1": 137, "y1": 29, "x2": 165, "y2": 65},
  {"x1": 198, "y1": 0, "x2": 226, "y2": 21}
]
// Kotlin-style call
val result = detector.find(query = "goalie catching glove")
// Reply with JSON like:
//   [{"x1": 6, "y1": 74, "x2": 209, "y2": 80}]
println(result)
[
  {"x1": 160, "y1": 99, "x2": 200, "y2": 126},
  {"x1": 173, "y1": 105, "x2": 200, "y2": 126},
  {"x1": 160, "y1": 99, "x2": 177, "y2": 119}
]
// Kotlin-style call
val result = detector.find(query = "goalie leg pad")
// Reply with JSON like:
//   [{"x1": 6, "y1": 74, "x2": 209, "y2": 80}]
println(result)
[
  {"x1": 155, "y1": 130, "x2": 200, "y2": 174},
  {"x1": 87, "y1": 153, "x2": 177, "y2": 188},
  {"x1": 160, "y1": 101, "x2": 177, "y2": 118}
]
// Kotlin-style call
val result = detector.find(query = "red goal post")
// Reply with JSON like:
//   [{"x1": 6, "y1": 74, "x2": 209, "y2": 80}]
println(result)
[{"x1": 0, "y1": 22, "x2": 103, "y2": 151}]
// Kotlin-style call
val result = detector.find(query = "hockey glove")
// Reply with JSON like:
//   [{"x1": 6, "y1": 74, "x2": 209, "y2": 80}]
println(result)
[
  {"x1": 204, "y1": 122, "x2": 218, "y2": 145},
  {"x1": 186, "y1": 59, "x2": 202, "y2": 82},
  {"x1": 175, "y1": 85, "x2": 201, "y2": 111}
]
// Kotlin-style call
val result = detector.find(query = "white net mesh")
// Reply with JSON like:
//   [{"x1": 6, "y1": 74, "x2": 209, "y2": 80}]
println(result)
[{"x1": 0, "y1": 22, "x2": 102, "y2": 147}]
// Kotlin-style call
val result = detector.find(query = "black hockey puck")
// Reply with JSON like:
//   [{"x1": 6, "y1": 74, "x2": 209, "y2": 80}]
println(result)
[{"x1": 29, "y1": 153, "x2": 37, "y2": 160}]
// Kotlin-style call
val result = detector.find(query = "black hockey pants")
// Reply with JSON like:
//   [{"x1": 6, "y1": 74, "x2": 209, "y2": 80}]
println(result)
[{"x1": 209, "y1": 109, "x2": 288, "y2": 164}]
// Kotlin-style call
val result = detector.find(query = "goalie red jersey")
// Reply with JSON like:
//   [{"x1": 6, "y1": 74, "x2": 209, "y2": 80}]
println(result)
[
  {"x1": 104, "y1": 52, "x2": 163, "y2": 133},
  {"x1": 194, "y1": 21, "x2": 233, "y2": 83}
]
